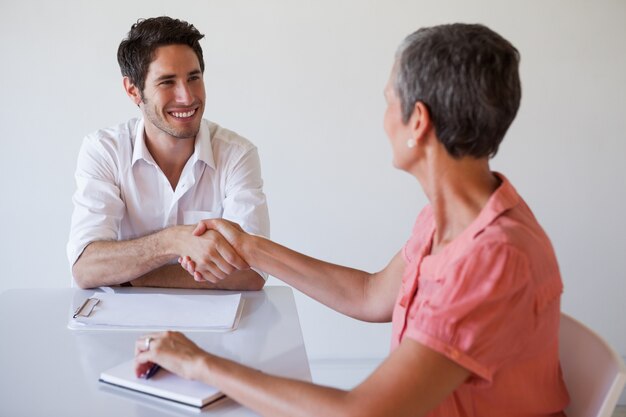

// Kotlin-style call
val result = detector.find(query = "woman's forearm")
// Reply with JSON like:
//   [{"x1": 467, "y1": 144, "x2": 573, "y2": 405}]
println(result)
[
  {"x1": 191, "y1": 219, "x2": 400, "y2": 322},
  {"x1": 201, "y1": 354, "x2": 352, "y2": 417},
  {"x1": 243, "y1": 234, "x2": 374, "y2": 320}
]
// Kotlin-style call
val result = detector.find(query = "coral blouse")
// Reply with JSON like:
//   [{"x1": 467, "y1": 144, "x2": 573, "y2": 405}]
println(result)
[{"x1": 391, "y1": 173, "x2": 569, "y2": 417}]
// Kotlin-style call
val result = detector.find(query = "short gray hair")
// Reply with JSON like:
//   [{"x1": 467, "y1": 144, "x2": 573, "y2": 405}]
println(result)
[{"x1": 394, "y1": 23, "x2": 521, "y2": 158}]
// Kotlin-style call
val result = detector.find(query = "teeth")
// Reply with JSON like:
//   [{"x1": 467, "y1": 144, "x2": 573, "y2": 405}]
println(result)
[{"x1": 171, "y1": 109, "x2": 195, "y2": 118}]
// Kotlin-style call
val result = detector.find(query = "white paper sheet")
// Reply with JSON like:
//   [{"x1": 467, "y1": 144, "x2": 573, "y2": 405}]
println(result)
[{"x1": 69, "y1": 292, "x2": 243, "y2": 331}]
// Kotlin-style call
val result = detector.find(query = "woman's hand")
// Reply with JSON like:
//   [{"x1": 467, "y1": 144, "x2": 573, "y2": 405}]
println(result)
[
  {"x1": 135, "y1": 331, "x2": 211, "y2": 381},
  {"x1": 179, "y1": 219, "x2": 250, "y2": 280},
  {"x1": 194, "y1": 219, "x2": 247, "y2": 250}
]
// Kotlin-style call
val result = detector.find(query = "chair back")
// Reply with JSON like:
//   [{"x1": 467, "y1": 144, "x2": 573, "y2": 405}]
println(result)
[{"x1": 559, "y1": 313, "x2": 626, "y2": 417}]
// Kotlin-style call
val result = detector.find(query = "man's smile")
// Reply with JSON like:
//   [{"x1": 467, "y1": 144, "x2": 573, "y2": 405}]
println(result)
[{"x1": 168, "y1": 108, "x2": 197, "y2": 120}]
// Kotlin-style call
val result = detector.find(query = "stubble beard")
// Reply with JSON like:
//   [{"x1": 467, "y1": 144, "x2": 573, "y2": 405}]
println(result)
[{"x1": 142, "y1": 97, "x2": 201, "y2": 140}]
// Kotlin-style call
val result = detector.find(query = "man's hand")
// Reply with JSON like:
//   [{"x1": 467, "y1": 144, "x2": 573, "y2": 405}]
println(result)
[
  {"x1": 179, "y1": 226, "x2": 249, "y2": 284},
  {"x1": 179, "y1": 219, "x2": 250, "y2": 282}
]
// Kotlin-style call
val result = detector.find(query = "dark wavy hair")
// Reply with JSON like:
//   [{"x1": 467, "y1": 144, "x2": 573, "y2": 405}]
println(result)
[
  {"x1": 395, "y1": 23, "x2": 521, "y2": 158},
  {"x1": 117, "y1": 16, "x2": 205, "y2": 94}
]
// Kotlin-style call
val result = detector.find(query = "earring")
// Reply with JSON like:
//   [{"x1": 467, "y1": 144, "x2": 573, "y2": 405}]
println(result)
[{"x1": 406, "y1": 138, "x2": 417, "y2": 148}]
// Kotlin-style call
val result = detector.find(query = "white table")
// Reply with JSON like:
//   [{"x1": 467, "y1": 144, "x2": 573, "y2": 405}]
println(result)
[{"x1": 0, "y1": 286, "x2": 311, "y2": 416}]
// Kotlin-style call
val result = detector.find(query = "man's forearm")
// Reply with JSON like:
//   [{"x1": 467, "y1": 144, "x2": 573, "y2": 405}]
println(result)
[
  {"x1": 132, "y1": 264, "x2": 265, "y2": 290},
  {"x1": 72, "y1": 226, "x2": 188, "y2": 288}
]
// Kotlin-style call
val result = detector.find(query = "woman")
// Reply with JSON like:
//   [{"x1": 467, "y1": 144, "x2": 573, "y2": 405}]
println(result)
[{"x1": 135, "y1": 23, "x2": 569, "y2": 417}]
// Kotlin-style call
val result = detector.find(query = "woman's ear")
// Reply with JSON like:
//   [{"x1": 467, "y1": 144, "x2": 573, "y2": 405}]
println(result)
[
  {"x1": 409, "y1": 101, "x2": 432, "y2": 143},
  {"x1": 123, "y1": 77, "x2": 142, "y2": 107}
]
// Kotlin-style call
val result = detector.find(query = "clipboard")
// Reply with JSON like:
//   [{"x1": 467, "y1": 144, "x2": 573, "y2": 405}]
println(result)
[{"x1": 68, "y1": 292, "x2": 245, "y2": 332}]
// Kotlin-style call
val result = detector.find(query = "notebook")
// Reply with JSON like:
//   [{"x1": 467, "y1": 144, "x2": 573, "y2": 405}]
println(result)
[
  {"x1": 100, "y1": 359, "x2": 225, "y2": 409},
  {"x1": 68, "y1": 292, "x2": 244, "y2": 331}
]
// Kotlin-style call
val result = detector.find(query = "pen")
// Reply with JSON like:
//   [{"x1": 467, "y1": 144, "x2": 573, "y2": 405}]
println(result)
[{"x1": 144, "y1": 363, "x2": 161, "y2": 380}]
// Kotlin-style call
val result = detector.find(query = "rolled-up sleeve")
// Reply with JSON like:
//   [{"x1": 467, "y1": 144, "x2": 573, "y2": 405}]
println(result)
[
  {"x1": 67, "y1": 135, "x2": 125, "y2": 272},
  {"x1": 221, "y1": 145, "x2": 270, "y2": 279}
]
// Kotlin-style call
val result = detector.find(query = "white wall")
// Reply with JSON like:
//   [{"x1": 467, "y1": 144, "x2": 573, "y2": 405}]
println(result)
[{"x1": 1, "y1": 0, "x2": 625, "y2": 384}]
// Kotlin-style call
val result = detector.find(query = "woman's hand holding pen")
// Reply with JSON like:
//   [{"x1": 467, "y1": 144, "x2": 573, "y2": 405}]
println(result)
[{"x1": 135, "y1": 331, "x2": 213, "y2": 382}]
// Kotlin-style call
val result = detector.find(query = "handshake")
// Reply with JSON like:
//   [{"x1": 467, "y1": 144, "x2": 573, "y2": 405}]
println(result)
[{"x1": 177, "y1": 219, "x2": 254, "y2": 284}]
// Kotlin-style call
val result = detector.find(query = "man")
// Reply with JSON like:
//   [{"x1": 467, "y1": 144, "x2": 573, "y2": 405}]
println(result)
[{"x1": 67, "y1": 17, "x2": 269, "y2": 290}]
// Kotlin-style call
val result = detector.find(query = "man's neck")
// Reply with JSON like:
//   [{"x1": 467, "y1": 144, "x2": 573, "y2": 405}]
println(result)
[{"x1": 143, "y1": 126, "x2": 196, "y2": 191}]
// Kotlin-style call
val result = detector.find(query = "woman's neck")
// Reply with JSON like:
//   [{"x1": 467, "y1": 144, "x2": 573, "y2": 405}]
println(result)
[{"x1": 415, "y1": 151, "x2": 500, "y2": 254}]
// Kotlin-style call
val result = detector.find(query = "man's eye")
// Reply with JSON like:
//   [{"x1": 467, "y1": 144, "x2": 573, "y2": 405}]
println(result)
[
  {"x1": 159, "y1": 80, "x2": 174, "y2": 86},
  {"x1": 189, "y1": 76, "x2": 201, "y2": 82}
]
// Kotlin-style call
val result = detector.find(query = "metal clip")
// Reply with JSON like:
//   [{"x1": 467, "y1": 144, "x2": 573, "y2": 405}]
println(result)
[{"x1": 73, "y1": 297, "x2": 100, "y2": 318}]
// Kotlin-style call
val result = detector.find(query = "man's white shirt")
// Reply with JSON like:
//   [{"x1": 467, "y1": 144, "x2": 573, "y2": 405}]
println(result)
[{"x1": 67, "y1": 118, "x2": 269, "y2": 282}]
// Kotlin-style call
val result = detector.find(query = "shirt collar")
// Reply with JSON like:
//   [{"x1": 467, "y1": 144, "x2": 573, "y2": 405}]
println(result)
[
  {"x1": 131, "y1": 118, "x2": 153, "y2": 166},
  {"x1": 465, "y1": 171, "x2": 520, "y2": 239},
  {"x1": 194, "y1": 120, "x2": 215, "y2": 169},
  {"x1": 131, "y1": 118, "x2": 215, "y2": 169},
  {"x1": 422, "y1": 172, "x2": 521, "y2": 262}
]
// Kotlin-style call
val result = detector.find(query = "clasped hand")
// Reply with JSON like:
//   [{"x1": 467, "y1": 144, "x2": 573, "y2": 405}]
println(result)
[{"x1": 178, "y1": 219, "x2": 248, "y2": 283}]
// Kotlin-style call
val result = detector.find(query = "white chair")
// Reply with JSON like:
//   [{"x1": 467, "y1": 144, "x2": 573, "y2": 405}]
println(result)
[{"x1": 559, "y1": 313, "x2": 626, "y2": 417}]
